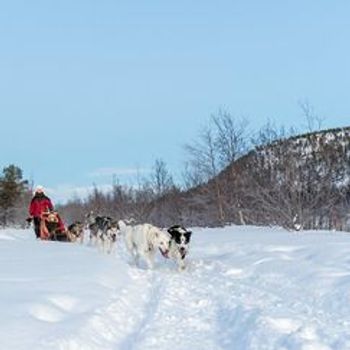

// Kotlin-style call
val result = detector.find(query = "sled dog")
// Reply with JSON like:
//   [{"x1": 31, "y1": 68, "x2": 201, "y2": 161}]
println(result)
[
  {"x1": 66, "y1": 221, "x2": 85, "y2": 244},
  {"x1": 99, "y1": 219, "x2": 120, "y2": 254},
  {"x1": 167, "y1": 225, "x2": 192, "y2": 271},
  {"x1": 118, "y1": 220, "x2": 171, "y2": 269},
  {"x1": 86, "y1": 212, "x2": 120, "y2": 252}
]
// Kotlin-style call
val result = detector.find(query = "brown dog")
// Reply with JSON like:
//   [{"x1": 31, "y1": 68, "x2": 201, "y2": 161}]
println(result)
[{"x1": 66, "y1": 221, "x2": 85, "y2": 244}]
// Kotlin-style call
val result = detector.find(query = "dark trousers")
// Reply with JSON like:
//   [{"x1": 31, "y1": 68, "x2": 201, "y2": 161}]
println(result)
[{"x1": 33, "y1": 217, "x2": 41, "y2": 238}]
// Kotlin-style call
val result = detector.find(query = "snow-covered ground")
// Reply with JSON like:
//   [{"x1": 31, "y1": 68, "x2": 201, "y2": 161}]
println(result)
[{"x1": 1, "y1": 226, "x2": 350, "y2": 350}]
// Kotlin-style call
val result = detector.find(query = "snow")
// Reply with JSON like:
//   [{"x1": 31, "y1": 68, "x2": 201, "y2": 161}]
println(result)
[{"x1": 1, "y1": 226, "x2": 350, "y2": 350}]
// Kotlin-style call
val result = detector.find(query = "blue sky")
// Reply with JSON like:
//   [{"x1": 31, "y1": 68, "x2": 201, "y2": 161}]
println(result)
[{"x1": 1, "y1": 0, "x2": 350, "y2": 203}]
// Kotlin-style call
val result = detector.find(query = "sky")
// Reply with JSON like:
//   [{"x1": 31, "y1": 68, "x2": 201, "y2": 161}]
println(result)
[{"x1": 1, "y1": 0, "x2": 350, "y2": 203}]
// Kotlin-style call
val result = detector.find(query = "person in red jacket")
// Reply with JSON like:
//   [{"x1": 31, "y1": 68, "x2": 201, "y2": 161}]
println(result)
[{"x1": 29, "y1": 186, "x2": 64, "y2": 238}]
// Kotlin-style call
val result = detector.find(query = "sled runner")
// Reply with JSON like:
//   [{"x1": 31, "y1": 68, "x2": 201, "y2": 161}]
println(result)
[{"x1": 39, "y1": 211, "x2": 69, "y2": 241}]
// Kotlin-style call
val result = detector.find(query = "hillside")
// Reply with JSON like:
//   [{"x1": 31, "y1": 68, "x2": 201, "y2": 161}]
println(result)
[
  {"x1": 150, "y1": 127, "x2": 350, "y2": 229},
  {"x1": 1, "y1": 226, "x2": 350, "y2": 349}
]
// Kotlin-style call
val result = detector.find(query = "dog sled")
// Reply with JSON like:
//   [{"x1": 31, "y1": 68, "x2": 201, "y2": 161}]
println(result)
[{"x1": 39, "y1": 211, "x2": 70, "y2": 242}]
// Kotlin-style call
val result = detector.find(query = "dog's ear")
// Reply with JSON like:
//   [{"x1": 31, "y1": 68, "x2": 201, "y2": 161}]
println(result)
[
  {"x1": 185, "y1": 231, "x2": 192, "y2": 241},
  {"x1": 168, "y1": 225, "x2": 181, "y2": 235},
  {"x1": 167, "y1": 228, "x2": 176, "y2": 236}
]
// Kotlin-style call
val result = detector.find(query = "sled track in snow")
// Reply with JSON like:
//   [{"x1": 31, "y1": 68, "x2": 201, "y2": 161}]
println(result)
[
  {"x1": 39, "y1": 257, "x2": 240, "y2": 350},
  {"x1": 123, "y1": 264, "x2": 220, "y2": 350},
  {"x1": 40, "y1": 266, "x2": 154, "y2": 350},
  {"x1": 3, "y1": 228, "x2": 350, "y2": 350},
  {"x1": 40, "y1": 253, "x2": 346, "y2": 350}
]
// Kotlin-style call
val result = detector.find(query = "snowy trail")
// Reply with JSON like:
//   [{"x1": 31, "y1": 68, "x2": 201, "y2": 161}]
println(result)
[
  {"x1": 1, "y1": 227, "x2": 350, "y2": 349},
  {"x1": 43, "y1": 268, "x2": 155, "y2": 350}
]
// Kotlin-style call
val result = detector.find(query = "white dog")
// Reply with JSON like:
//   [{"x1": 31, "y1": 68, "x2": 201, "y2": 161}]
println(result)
[{"x1": 118, "y1": 220, "x2": 171, "y2": 269}]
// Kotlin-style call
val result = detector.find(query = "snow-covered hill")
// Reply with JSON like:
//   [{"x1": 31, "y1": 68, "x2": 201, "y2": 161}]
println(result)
[{"x1": 1, "y1": 226, "x2": 350, "y2": 350}]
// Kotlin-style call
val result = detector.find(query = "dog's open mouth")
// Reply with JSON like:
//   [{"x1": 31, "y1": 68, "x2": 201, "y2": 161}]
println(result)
[{"x1": 159, "y1": 248, "x2": 169, "y2": 259}]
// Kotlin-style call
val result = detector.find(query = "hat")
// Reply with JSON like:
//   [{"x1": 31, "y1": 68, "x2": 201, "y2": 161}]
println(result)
[{"x1": 35, "y1": 185, "x2": 44, "y2": 193}]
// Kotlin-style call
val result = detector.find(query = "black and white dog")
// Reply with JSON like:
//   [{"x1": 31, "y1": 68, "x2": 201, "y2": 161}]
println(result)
[
  {"x1": 86, "y1": 212, "x2": 120, "y2": 253},
  {"x1": 101, "y1": 219, "x2": 120, "y2": 254},
  {"x1": 167, "y1": 225, "x2": 192, "y2": 271}
]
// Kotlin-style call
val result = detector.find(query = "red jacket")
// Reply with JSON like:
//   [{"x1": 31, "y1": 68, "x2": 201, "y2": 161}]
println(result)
[{"x1": 29, "y1": 194, "x2": 54, "y2": 218}]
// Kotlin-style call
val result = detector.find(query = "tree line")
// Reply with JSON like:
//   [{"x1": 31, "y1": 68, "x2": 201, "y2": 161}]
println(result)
[
  {"x1": 58, "y1": 109, "x2": 350, "y2": 231},
  {"x1": 2, "y1": 108, "x2": 350, "y2": 231}
]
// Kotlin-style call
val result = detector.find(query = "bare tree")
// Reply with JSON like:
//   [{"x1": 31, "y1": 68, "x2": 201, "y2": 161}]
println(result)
[
  {"x1": 211, "y1": 110, "x2": 249, "y2": 168},
  {"x1": 149, "y1": 159, "x2": 174, "y2": 198},
  {"x1": 184, "y1": 111, "x2": 248, "y2": 186},
  {"x1": 184, "y1": 126, "x2": 219, "y2": 186},
  {"x1": 299, "y1": 99, "x2": 325, "y2": 132},
  {"x1": 184, "y1": 111, "x2": 248, "y2": 224},
  {"x1": 251, "y1": 119, "x2": 298, "y2": 148}
]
